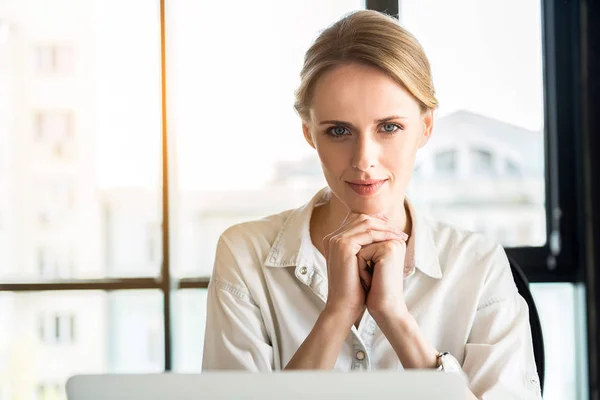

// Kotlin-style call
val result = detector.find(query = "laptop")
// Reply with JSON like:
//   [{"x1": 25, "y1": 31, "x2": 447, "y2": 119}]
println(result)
[{"x1": 66, "y1": 371, "x2": 466, "y2": 400}]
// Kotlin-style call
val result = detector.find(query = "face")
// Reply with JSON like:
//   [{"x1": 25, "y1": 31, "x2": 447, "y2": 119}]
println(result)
[{"x1": 303, "y1": 63, "x2": 433, "y2": 216}]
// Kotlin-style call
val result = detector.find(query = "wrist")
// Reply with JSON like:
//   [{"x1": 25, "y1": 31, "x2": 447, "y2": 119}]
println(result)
[
  {"x1": 320, "y1": 306, "x2": 357, "y2": 329},
  {"x1": 376, "y1": 311, "x2": 439, "y2": 369},
  {"x1": 370, "y1": 303, "x2": 411, "y2": 327}
]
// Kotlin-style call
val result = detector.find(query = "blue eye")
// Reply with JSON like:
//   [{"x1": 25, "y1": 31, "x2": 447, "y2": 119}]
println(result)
[
  {"x1": 328, "y1": 126, "x2": 350, "y2": 137},
  {"x1": 382, "y1": 123, "x2": 400, "y2": 133}
]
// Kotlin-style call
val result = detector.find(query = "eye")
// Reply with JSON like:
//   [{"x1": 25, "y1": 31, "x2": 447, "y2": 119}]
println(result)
[
  {"x1": 327, "y1": 126, "x2": 350, "y2": 137},
  {"x1": 381, "y1": 123, "x2": 401, "y2": 133}
]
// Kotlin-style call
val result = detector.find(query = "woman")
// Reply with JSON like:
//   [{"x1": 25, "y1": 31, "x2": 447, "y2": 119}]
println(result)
[{"x1": 202, "y1": 10, "x2": 541, "y2": 399}]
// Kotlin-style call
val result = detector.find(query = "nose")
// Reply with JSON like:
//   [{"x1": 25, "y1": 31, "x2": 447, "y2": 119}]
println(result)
[{"x1": 351, "y1": 134, "x2": 378, "y2": 172}]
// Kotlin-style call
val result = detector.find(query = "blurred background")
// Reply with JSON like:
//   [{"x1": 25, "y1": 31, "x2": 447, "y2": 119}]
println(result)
[{"x1": 1, "y1": 0, "x2": 598, "y2": 399}]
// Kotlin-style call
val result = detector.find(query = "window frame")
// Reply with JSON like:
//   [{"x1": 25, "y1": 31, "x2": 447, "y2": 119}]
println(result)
[
  {"x1": 0, "y1": 0, "x2": 586, "y2": 374},
  {"x1": 371, "y1": 0, "x2": 585, "y2": 284}
]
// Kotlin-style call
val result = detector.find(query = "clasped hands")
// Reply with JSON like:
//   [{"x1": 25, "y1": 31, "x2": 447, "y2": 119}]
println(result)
[{"x1": 322, "y1": 212, "x2": 409, "y2": 325}]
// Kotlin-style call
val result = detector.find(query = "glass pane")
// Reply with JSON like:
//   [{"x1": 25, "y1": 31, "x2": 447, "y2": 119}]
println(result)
[
  {"x1": 167, "y1": 0, "x2": 364, "y2": 277},
  {"x1": 530, "y1": 283, "x2": 587, "y2": 400},
  {"x1": 0, "y1": 0, "x2": 162, "y2": 281},
  {"x1": 173, "y1": 290, "x2": 208, "y2": 372},
  {"x1": 0, "y1": 290, "x2": 163, "y2": 400},
  {"x1": 399, "y1": 0, "x2": 546, "y2": 247}
]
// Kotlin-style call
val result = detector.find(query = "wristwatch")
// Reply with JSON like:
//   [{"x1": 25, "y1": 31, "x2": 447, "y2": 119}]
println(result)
[{"x1": 436, "y1": 352, "x2": 462, "y2": 373}]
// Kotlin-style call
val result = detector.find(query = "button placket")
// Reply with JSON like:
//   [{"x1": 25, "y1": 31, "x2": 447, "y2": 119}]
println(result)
[
  {"x1": 295, "y1": 262, "x2": 371, "y2": 370},
  {"x1": 359, "y1": 313, "x2": 378, "y2": 353},
  {"x1": 350, "y1": 331, "x2": 371, "y2": 371},
  {"x1": 294, "y1": 265, "x2": 311, "y2": 287}
]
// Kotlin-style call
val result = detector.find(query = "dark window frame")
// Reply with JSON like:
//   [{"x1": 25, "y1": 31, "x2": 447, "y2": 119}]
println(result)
[{"x1": 0, "y1": 0, "x2": 587, "y2": 374}]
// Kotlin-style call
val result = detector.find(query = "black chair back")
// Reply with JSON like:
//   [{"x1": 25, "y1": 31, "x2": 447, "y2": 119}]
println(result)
[{"x1": 508, "y1": 255, "x2": 545, "y2": 394}]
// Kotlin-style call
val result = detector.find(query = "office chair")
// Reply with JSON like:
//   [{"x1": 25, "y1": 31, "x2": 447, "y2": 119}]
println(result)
[{"x1": 507, "y1": 255, "x2": 545, "y2": 394}]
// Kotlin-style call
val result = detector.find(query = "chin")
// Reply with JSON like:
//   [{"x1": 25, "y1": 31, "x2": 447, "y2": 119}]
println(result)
[
  {"x1": 344, "y1": 194, "x2": 388, "y2": 216},
  {"x1": 349, "y1": 202, "x2": 386, "y2": 216}
]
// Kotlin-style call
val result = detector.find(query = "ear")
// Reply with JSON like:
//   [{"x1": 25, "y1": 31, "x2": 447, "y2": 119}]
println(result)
[
  {"x1": 418, "y1": 109, "x2": 434, "y2": 149},
  {"x1": 302, "y1": 122, "x2": 316, "y2": 149}
]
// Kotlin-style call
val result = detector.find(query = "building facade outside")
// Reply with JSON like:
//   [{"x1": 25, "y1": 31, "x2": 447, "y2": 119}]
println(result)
[{"x1": 0, "y1": 1, "x2": 106, "y2": 399}]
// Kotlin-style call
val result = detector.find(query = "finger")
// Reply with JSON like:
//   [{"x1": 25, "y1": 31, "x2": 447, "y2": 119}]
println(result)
[
  {"x1": 357, "y1": 255, "x2": 372, "y2": 289},
  {"x1": 366, "y1": 214, "x2": 411, "y2": 241},
  {"x1": 326, "y1": 212, "x2": 393, "y2": 242},
  {"x1": 336, "y1": 217, "x2": 405, "y2": 240},
  {"x1": 340, "y1": 230, "x2": 407, "y2": 255},
  {"x1": 371, "y1": 212, "x2": 390, "y2": 222},
  {"x1": 323, "y1": 212, "x2": 361, "y2": 245},
  {"x1": 357, "y1": 239, "x2": 406, "y2": 265},
  {"x1": 324, "y1": 215, "x2": 396, "y2": 256},
  {"x1": 339, "y1": 210, "x2": 357, "y2": 227}
]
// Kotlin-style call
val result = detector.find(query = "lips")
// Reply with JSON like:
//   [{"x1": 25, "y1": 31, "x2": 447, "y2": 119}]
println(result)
[{"x1": 346, "y1": 179, "x2": 387, "y2": 196}]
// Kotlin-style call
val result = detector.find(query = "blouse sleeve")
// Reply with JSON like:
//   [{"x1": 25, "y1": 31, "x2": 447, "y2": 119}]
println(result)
[{"x1": 461, "y1": 245, "x2": 542, "y2": 399}]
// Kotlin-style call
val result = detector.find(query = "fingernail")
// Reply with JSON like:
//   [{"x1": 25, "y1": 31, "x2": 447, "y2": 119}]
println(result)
[{"x1": 393, "y1": 231, "x2": 408, "y2": 241}]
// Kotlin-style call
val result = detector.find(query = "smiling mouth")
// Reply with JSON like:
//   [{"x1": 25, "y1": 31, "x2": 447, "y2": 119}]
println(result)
[{"x1": 346, "y1": 180, "x2": 387, "y2": 196}]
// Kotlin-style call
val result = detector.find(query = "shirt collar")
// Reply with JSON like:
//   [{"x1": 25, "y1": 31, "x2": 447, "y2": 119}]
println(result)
[
  {"x1": 404, "y1": 198, "x2": 443, "y2": 279},
  {"x1": 264, "y1": 187, "x2": 442, "y2": 280}
]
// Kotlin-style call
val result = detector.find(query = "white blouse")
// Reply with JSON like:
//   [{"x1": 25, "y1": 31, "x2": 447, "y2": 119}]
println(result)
[{"x1": 202, "y1": 187, "x2": 542, "y2": 399}]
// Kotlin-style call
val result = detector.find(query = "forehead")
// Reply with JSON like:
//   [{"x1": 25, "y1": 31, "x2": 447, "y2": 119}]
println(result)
[{"x1": 309, "y1": 63, "x2": 420, "y2": 121}]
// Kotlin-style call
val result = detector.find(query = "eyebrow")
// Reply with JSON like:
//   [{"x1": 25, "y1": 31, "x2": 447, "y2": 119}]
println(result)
[{"x1": 319, "y1": 115, "x2": 409, "y2": 127}]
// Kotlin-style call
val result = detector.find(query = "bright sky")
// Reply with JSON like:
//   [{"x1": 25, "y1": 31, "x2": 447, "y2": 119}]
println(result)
[{"x1": 94, "y1": 0, "x2": 543, "y2": 190}]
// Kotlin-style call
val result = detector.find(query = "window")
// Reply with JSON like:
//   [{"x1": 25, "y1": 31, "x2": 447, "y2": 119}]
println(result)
[
  {"x1": 506, "y1": 159, "x2": 521, "y2": 176},
  {"x1": 38, "y1": 313, "x2": 76, "y2": 344},
  {"x1": 471, "y1": 148, "x2": 494, "y2": 175},
  {"x1": 397, "y1": 1, "x2": 587, "y2": 398},
  {"x1": 168, "y1": 0, "x2": 363, "y2": 278},
  {"x1": 35, "y1": 112, "x2": 73, "y2": 142},
  {"x1": 34, "y1": 112, "x2": 75, "y2": 161},
  {"x1": 37, "y1": 248, "x2": 47, "y2": 275},
  {"x1": 36, "y1": 383, "x2": 61, "y2": 400},
  {"x1": 4, "y1": 1, "x2": 165, "y2": 396},
  {"x1": 434, "y1": 149, "x2": 458, "y2": 175},
  {"x1": 35, "y1": 44, "x2": 74, "y2": 74},
  {"x1": 35, "y1": 178, "x2": 75, "y2": 227},
  {"x1": 398, "y1": 0, "x2": 546, "y2": 247}
]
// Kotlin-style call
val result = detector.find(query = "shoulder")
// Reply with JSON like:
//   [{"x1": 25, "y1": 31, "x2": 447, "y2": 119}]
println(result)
[
  {"x1": 221, "y1": 210, "x2": 292, "y2": 248},
  {"x1": 217, "y1": 208, "x2": 294, "y2": 263},
  {"x1": 432, "y1": 219, "x2": 503, "y2": 259},
  {"x1": 429, "y1": 218, "x2": 510, "y2": 277},
  {"x1": 429, "y1": 218, "x2": 517, "y2": 303},
  {"x1": 208, "y1": 209, "x2": 295, "y2": 296}
]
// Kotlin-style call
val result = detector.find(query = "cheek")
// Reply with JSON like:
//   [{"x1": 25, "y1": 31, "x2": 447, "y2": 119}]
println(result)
[
  {"x1": 316, "y1": 145, "x2": 347, "y2": 173},
  {"x1": 383, "y1": 140, "x2": 418, "y2": 176},
  {"x1": 384, "y1": 144, "x2": 413, "y2": 166}
]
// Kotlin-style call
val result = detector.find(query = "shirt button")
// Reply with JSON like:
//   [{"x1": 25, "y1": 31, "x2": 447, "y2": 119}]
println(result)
[
  {"x1": 299, "y1": 267, "x2": 308, "y2": 275},
  {"x1": 530, "y1": 376, "x2": 539, "y2": 385},
  {"x1": 355, "y1": 350, "x2": 365, "y2": 361}
]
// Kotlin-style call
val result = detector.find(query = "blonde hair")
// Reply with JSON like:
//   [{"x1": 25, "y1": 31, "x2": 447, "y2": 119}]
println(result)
[{"x1": 294, "y1": 10, "x2": 438, "y2": 122}]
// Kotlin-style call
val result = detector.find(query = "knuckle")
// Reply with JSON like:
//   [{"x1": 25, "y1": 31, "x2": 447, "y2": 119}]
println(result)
[
  {"x1": 330, "y1": 235, "x2": 345, "y2": 249},
  {"x1": 337, "y1": 238, "x2": 351, "y2": 250},
  {"x1": 384, "y1": 241, "x2": 397, "y2": 251}
]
